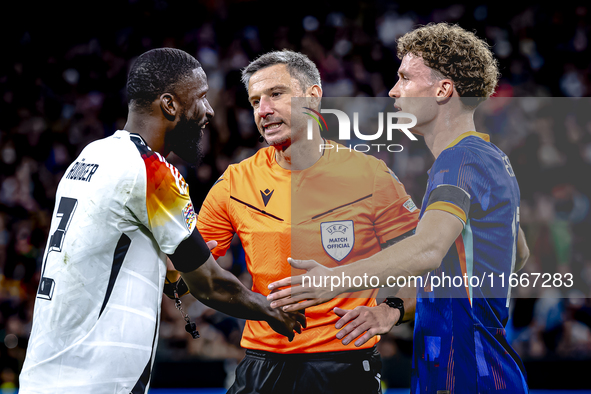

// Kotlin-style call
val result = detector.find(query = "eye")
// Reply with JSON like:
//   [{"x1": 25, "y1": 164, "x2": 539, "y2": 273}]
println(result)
[{"x1": 271, "y1": 92, "x2": 281, "y2": 98}]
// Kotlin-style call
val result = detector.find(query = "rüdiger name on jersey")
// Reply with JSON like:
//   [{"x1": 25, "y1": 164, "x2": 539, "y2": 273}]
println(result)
[{"x1": 20, "y1": 131, "x2": 194, "y2": 393}]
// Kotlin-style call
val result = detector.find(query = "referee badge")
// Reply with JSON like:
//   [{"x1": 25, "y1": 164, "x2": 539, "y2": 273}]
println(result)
[{"x1": 320, "y1": 220, "x2": 354, "y2": 262}]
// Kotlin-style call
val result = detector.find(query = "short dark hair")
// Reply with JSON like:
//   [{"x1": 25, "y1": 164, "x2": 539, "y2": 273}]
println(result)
[
  {"x1": 241, "y1": 50, "x2": 321, "y2": 93},
  {"x1": 126, "y1": 48, "x2": 201, "y2": 111}
]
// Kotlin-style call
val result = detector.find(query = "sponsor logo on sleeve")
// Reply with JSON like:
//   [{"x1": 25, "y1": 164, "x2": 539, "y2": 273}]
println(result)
[{"x1": 403, "y1": 199, "x2": 418, "y2": 212}]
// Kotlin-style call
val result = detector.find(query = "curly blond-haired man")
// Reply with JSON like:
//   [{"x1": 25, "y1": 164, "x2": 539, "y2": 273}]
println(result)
[{"x1": 269, "y1": 23, "x2": 530, "y2": 394}]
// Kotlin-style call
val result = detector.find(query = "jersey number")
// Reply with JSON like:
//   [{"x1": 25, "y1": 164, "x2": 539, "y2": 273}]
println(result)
[
  {"x1": 506, "y1": 207, "x2": 519, "y2": 307},
  {"x1": 37, "y1": 197, "x2": 78, "y2": 300}
]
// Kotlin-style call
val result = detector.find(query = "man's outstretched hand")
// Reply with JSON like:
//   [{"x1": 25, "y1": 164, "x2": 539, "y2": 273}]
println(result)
[
  {"x1": 267, "y1": 258, "x2": 339, "y2": 312},
  {"x1": 333, "y1": 304, "x2": 399, "y2": 347},
  {"x1": 266, "y1": 307, "x2": 307, "y2": 342}
]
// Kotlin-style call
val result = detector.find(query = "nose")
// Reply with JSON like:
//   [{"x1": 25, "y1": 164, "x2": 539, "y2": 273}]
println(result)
[
  {"x1": 389, "y1": 80, "x2": 401, "y2": 98},
  {"x1": 257, "y1": 96, "x2": 273, "y2": 118},
  {"x1": 205, "y1": 98, "x2": 215, "y2": 119}
]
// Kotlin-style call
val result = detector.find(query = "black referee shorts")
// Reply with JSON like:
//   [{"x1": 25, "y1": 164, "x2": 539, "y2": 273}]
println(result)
[{"x1": 227, "y1": 346, "x2": 383, "y2": 394}]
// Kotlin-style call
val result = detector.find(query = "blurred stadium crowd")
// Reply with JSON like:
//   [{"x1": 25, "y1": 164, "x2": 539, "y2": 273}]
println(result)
[{"x1": 1, "y1": 0, "x2": 591, "y2": 389}]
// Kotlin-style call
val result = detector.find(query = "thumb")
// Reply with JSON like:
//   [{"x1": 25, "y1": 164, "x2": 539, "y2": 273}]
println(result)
[
  {"x1": 287, "y1": 257, "x2": 318, "y2": 271},
  {"x1": 206, "y1": 240, "x2": 218, "y2": 250}
]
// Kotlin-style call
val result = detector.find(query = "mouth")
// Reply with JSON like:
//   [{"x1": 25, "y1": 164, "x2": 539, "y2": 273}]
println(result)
[{"x1": 261, "y1": 121, "x2": 283, "y2": 134}]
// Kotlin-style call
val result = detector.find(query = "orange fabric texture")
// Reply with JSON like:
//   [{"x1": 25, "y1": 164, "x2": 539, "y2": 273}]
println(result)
[{"x1": 197, "y1": 142, "x2": 419, "y2": 353}]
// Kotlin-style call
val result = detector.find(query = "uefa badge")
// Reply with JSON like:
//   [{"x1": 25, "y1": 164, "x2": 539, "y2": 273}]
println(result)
[
  {"x1": 182, "y1": 201, "x2": 196, "y2": 232},
  {"x1": 320, "y1": 220, "x2": 355, "y2": 262}
]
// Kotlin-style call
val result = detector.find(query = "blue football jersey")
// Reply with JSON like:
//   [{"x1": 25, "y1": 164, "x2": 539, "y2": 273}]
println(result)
[{"x1": 412, "y1": 131, "x2": 528, "y2": 394}]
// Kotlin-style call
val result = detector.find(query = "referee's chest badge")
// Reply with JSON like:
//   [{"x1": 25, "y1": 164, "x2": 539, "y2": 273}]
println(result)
[{"x1": 321, "y1": 220, "x2": 355, "y2": 262}]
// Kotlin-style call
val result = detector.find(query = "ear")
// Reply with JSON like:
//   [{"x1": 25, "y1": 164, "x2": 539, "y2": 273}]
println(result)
[
  {"x1": 306, "y1": 84, "x2": 323, "y2": 109},
  {"x1": 159, "y1": 93, "x2": 178, "y2": 119},
  {"x1": 435, "y1": 79, "x2": 454, "y2": 102}
]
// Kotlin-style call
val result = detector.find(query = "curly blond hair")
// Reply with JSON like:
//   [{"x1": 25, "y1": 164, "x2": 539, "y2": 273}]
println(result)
[{"x1": 397, "y1": 23, "x2": 500, "y2": 106}]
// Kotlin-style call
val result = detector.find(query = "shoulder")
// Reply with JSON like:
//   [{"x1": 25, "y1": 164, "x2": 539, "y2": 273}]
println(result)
[
  {"x1": 224, "y1": 146, "x2": 274, "y2": 177},
  {"x1": 64, "y1": 131, "x2": 144, "y2": 186},
  {"x1": 215, "y1": 147, "x2": 279, "y2": 191},
  {"x1": 437, "y1": 141, "x2": 488, "y2": 170}
]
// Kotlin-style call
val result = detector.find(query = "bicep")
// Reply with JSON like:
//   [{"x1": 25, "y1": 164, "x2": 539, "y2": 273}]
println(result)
[
  {"x1": 168, "y1": 227, "x2": 212, "y2": 273},
  {"x1": 380, "y1": 228, "x2": 416, "y2": 250}
]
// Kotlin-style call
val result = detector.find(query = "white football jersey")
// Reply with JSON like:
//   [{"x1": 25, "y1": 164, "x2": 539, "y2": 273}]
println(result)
[{"x1": 19, "y1": 130, "x2": 197, "y2": 393}]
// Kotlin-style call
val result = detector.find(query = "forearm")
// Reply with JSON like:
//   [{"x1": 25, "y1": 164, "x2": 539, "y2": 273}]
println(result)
[
  {"x1": 181, "y1": 257, "x2": 274, "y2": 322},
  {"x1": 333, "y1": 210, "x2": 460, "y2": 294},
  {"x1": 336, "y1": 235, "x2": 441, "y2": 293}
]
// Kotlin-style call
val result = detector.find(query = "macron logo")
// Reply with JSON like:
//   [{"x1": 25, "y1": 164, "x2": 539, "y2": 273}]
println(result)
[{"x1": 260, "y1": 189, "x2": 274, "y2": 207}]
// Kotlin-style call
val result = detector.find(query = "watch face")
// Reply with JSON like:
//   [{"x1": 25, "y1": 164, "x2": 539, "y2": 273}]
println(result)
[{"x1": 386, "y1": 298, "x2": 403, "y2": 308}]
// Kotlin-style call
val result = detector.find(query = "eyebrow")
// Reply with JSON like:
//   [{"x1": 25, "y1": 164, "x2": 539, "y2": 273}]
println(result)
[
  {"x1": 197, "y1": 86, "x2": 208, "y2": 96},
  {"x1": 249, "y1": 83, "x2": 290, "y2": 101}
]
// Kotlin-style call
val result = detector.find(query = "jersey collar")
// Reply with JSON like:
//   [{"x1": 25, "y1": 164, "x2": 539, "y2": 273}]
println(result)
[
  {"x1": 445, "y1": 131, "x2": 490, "y2": 149},
  {"x1": 427, "y1": 131, "x2": 490, "y2": 175},
  {"x1": 129, "y1": 132, "x2": 149, "y2": 148}
]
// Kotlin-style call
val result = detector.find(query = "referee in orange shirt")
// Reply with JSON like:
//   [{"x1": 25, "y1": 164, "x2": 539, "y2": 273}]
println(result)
[{"x1": 197, "y1": 50, "x2": 418, "y2": 394}]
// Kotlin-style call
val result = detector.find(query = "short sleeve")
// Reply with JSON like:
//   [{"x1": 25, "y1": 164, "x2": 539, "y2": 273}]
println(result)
[
  {"x1": 424, "y1": 147, "x2": 489, "y2": 225},
  {"x1": 372, "y1": 160, "x2": 420, "y2": 244},
  {"x1": 127, "y1": 150, "x2": 195, "y2": 255},
  {"x1": 197, "y1": 171, "x2": 235, "y2": 260}
]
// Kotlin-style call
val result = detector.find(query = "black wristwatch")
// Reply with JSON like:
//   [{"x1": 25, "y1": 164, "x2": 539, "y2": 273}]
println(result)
[{"x1": 382, "y1": 297, "x2": 405, "y2": 326}]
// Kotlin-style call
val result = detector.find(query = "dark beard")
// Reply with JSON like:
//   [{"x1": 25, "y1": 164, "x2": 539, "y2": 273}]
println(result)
[{"x1": 167, "y1": 114, "x2": 204, "y2": 166}]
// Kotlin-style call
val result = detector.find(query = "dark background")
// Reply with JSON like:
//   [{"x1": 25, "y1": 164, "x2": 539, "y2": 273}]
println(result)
[{"x1": 1, "y1": 0, "x2": 591, "y2": 390}]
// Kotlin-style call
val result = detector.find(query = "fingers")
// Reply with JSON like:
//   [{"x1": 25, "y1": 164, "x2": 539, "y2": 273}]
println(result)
[
  {"x1": 333, "y1": 307, "x2": 351, "y2": 317},
  {"x1": 269, "y1": 287, "x2": 313, "y2": 308},
  {"x1": 352, "y1": 331, "x2": 376, "y2": 347},
  {"x1": 267, "y1": 287, "x2": 293, "y2": 302},
  {"x1": 205, "y1": 240, "x2": 218, "y2": 250},
  {"x1": 334, "y1": 308, "x2": 360, "y2": 329},
  {"x1": 296, "y1": 311, "x2": 307, "y2": 329},
  {"x1": 340, "y1": 321, "x2": 373, "y2": 346},
  {"x1": 268, "y1": 277, "x2": 293, "y2": 291},
  {"x1": 270, "y1": 291, "x2": 317, "y2": 309},
  {"x1": 335, "y1": 310, "x2": 365, "y2": 340},
  {"x1": 267, "y1": 258, "x2": 320, "y2": 290},
  {"x1": 281, "y1": 298, "x2": 324, "y2": 312}
]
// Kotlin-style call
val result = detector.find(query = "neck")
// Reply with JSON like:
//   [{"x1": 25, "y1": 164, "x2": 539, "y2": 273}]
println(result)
[
  {"x1": 123, "y1": 108, "x2": 169, "y2": 155},
  {"x1": 274, "y1": 128, "x2": 324, "y2": 171},
  {"x1": 422, "y1": 109, "x2": 476, "y2": 159}
]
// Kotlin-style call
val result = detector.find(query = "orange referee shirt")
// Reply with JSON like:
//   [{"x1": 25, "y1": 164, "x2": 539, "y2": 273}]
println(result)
[{"x1": 197, "y1": 141, "x2": 419, "y2": 353}]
